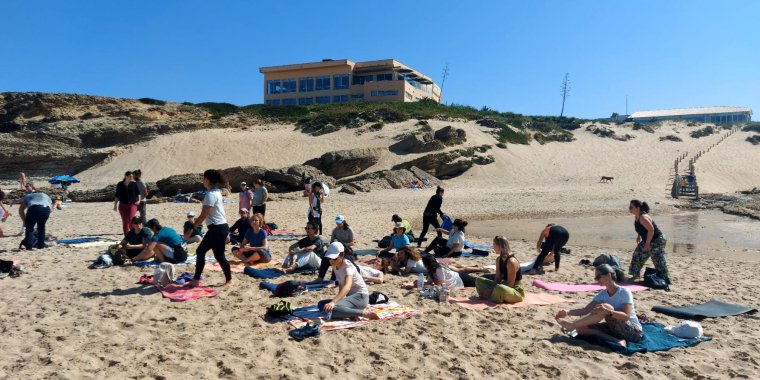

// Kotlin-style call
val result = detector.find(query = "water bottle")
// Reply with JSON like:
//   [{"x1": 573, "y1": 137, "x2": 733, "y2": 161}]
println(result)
[
  {"x1": 439, "y1": 285, "x2": 448, "y2": 303},
  {"x1": 417, "y1": 273, "x2": 424, "y2": 289}
]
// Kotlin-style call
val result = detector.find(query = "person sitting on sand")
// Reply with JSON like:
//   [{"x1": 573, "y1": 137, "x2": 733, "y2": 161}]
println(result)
[
  {"x1": 383, "y1": 245, "x2": 426, "y2": 275},
  {"x1": 423, "y1": 218, "x2": 467, "y2": 257},
  {"x1": 183, "y1": 211, "x2": 205, "y2": 244},
  {"x1": 282, "y1": 222, "x2": 324, "y2": 273},
  {"x1": 231, "y1": 213, "x2": 271, "y2": 265},
  {"x1": 317, "y1": 242, "x2": 379, "y2": 321},
  {"x1": 391, "y1": 214, "x2": 414, "y2": 242},
  {"x1": 378, "y1": 222, "x2": 410, "y2": 258},
  {"x1": 117, "y1": 216, "x2": 153, "y2": 260},
  {"x1": 131, "y1": 218, "x2": 188, "y2": 264},
  {"x1": 475, "y1": 236, "x2": 524, "y2": 304},
  {"x1": 422, "y1": 255, "x2": 477, "y2": 289},
  {"x1": 628, "y1": 199, "x2": 671, "y2": 284},
  {"x1": 529, "y1": 224, "x2": 570, "y2": 275},
  {"x1": 228, "y1": 208, "x2": 251, "y2": 244},
  {"x1": 331, "y1": 214, "x2": 355, "y2": 253},
  {"x1": 555, "y1": 264, "x2": 643, "y2": 346}
]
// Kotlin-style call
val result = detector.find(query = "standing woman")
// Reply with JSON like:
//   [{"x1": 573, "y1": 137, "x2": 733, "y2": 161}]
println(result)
[
  {"x1": 114, "y1": 171, "x2": 141, "y2": 235},
  {"x1": 475, "y1": 236, "x2": 524, "y2": 304},
  {"x1": 628, "y1": 200, "x2": 671, "y2": 283},
  {"x1": 418, "y1": 187, "x2": 445, "y2": 247},
  {"x1": 251, "y1": 179, "x2": 269, "y2": 216},
  {"x1": 309, "y1": 182, "x2": 325, "y2": 235},
  {"x1": 529, "y1": 224, "x2": 570, "y2": 274},
  {"x1": 191, "y1": 170, "x2": 232, "y2": 288}
]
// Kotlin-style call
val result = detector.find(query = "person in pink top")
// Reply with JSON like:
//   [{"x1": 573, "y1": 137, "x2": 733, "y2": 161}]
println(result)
[{"x1": 238, "y1": 181, "x2": 253, "y2": 211}]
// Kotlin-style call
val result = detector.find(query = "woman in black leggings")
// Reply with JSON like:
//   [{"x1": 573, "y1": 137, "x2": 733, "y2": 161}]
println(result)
[
  {"x1": 417, "y1": 186, "x2": 445, "y2": 247},
  {"x1": 191, "y1": 169, "x2": 232, "y2": 287},
  {"x1": 530, "y1": 224, "x2": 570, "y2": 274}
]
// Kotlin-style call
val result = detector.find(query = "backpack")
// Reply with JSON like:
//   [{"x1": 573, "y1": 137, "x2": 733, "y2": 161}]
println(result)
[
  {"x1": 592, "y1": 253, "x2": 621, "y2": 268},
  {"x1": 108, "y1": 245, "x2": 128, "y2": 266},
  {"x1": 377, "y1": 235, "x2": 391, "y2": 249},
  {"x1": 153, "y1": 262, "x2": 176, "y2": 287},
  {"x1": 265, "y1": 300, "x2": 293, "y2": 319},
  {"x1": 644, "y1": 267, "x2": 670, "y2": 291},
  {"x1": 266, "y1": 222, "x2": 278, "y2": 230},
  {"x1": 273, "y1": 280, "x2": 306, "y2": 297},
  {"x1": 369, "y1": 292, "x2": 389, "y2": 305}
]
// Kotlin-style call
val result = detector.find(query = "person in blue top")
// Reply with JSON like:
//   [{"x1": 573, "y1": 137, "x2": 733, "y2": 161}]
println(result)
[
  {"x1": 232, "y1": 213, "x2": 271, "y2": 265},
  {"x1": 131, "y1": 218, "x2": 188, "y2": 264},
  {"x1": 191, "y1": 169, "x2": 232, "y2": 288},
  {"x1": 377, "y1": 222, "x2": 410, "y2": 258},
  {"x1": 18, "y1": 183, "x2": 54, "y2": 250}
]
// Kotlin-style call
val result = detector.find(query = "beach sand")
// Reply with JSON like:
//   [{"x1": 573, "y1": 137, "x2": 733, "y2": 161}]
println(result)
[{"x1": 1, "y1": 121, "x2": 759, "y2": 379}]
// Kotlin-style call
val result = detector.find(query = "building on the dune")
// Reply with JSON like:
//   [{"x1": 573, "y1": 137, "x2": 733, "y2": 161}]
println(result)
[
  {"x1": 259, "y1": 59, "x2": 441, "y2": 106},
  {"x1": 628, "y1": 106, "x2": 752, "y2": 123}
]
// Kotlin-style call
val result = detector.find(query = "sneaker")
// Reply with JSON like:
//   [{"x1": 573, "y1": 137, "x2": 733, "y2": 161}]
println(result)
[{"x1": 289, "y1": 321, "x2": 322, "y2": 341}]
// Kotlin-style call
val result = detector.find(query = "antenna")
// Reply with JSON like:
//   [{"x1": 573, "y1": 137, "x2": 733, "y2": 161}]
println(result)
[{"x1": 626, "y1": 95, "x2": 628, "y2": 115}]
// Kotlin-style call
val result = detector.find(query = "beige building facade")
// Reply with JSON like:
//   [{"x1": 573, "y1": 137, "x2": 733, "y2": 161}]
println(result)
[{"x1": 259, "y1": 59, "x2": 441, "y2": 105}]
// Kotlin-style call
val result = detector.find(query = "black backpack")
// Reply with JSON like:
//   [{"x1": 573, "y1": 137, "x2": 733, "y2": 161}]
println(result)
[
  {"x1": 272, "y1": 281, "x2": 305, "y2": 297},
  {"x1": 377, "y1": 235, "x2": 391, "y2": 249},
  {"x1": 644, "y1": 267, "x2": 670, "y2": 291},
  {"x1": 265, "y1": 300, "x2": 293, "y2": 319}
]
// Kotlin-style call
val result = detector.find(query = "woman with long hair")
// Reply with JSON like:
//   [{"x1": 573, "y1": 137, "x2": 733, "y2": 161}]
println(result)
[
  {"x1": 475, "y1": 236, "x2": 524, "y2": 303},
  {"x1": 628, "y1": 199, "x2": 671, "y2": 283},
  {"x1": 422, "y1": 255, "x2": 478, "y2": 289},
  {"x1": 113, "y1": 171, "x2": 141, "y2": 235},
  {"x1": 317, "y1": 242, "x2": 379, "y2": 320},
  {"x1": 191, "y1": 169, "x2": 232, "y2": 287},
  {"x1": 424, "y1": 218, "x2": 467, "y2": 257}
]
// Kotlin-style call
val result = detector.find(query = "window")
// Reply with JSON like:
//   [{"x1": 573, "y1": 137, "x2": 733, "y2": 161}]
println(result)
[
  {"x1": 351, "y1": 94, "x2": 364, "y2": 100},
  {"x1": 299, "y1": 77, "x2": 314, "y2": 92},
  {"x1": 405, "y1": 91, "x2": 413, "y2": 100},
  {"x1": 265, "y1": 99, "x2": 281, "y2": 106},
  {"x1": 333, "y1": 95, "x2": 348, "y2": 103},
  {"x1": 315, "y1": 76, "x2": 330, "y2": 91},
  {"x1": 282, "y1": 98, "x2": 297, "y2": 106},
  {"x1": 282, "y1": 79, "x2": 296, "y2": 93},
  {"x1": 315, "y1": 96, "x2": 330, "y2": 104},
  {"x1": 352, "y1": 75, "x2": 373, "y2": 85},
  {"x1": 333, "y1": 74, "x2": 349, "y2": 89},
  {"x1": 298, "y1": 97, "x2": 313, "y2": 105},
  {"x1": 267, "y1": 80, "x2": 281, "y2": 94},
  {"x1": 371, "y1": 90, "x2": 399, "y2": 97},
  {"x1": 376, "y1": 73, "x2": 393, "y2": 81}
]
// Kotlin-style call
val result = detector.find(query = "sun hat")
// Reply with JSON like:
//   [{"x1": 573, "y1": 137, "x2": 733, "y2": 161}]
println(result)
[
  {"x1": 335, "y1": 215, "x2": 345, "y2": 224},
  {"x1": 394, "y1": 222, "x2": 405, "y2": 229},
  {"x1": 324, "y1": 242, "x2": 345, "y2": 259},
  {"x1": 186, "y1": 211, "x2": 196, "y2": 217}
]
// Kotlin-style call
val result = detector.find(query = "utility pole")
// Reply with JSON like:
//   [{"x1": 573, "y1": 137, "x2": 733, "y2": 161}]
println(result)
[
  {"x1": 439, "y1": 62, "x2": 449, "y2": 104},
  {"x1": 559, "y1": 72, "x2": 570, "y2": 117},
  {"x1": 626, "y1": 95, "x2": 628, "y2": 115}
]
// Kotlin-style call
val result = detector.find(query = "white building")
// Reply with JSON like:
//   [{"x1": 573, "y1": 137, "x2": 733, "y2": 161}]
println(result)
[{"x1": 628, "y1": 106, "x2": 752, "y2": 123}]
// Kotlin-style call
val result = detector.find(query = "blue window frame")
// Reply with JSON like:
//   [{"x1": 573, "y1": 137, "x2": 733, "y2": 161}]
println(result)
[
  {"x1": 315, "y1": 76, "x2": 330, "y2": 91},
  {"x1": 265, "y1": 99, "x2": 281, "y2": 106},
  {"x1": 352, "y1": 75, "x2": 374, "y2": 85},
  {"x1": 351, "y1": 94, "x2": 364, "y2": 100},
  {"x1": 267, "y1": 80, "x2": 281, "y2": 94},
  {"x1": 299, "y1": 77, "x2": 314, "y2": 92},
  {"x1": 315, "y1": 96, "x2": 330, "y2": 104},
  {"x1": 333, "y1": 74, "x2": 349, "y2": 89},
  {"x1": 298, "y1": 97, "x2": 313, "y2": 105},
  {"x1": 376, "y1": 73, "x2": 393, "y2": 81},
  {"x1": 282, "y1": 98, "x2": 297, "y2": 106},
  {"x1": 282, "y1": 79, "x2": 296, "y2": 93},
  {"x1": 333, "y1": 95, "x2": 348, "y2": 103},
  {"x1": 371, "y1": 90, "x2": 399, "y2": 97}
]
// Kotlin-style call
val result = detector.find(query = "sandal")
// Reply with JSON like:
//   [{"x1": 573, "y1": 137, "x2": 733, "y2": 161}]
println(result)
[
  {"x1": 138, "y1": 275, "x2": 153, "y2": 285},
  {"x1": 289, "y1": 321, "x2": 322, "y2": 341}
]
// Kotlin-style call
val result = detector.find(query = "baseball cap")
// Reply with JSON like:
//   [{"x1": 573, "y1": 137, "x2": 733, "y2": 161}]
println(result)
[
  {"x1": 324, "y1": 242, "x2": 344, "y2": 259},
  {"x1": 239, "y1": 208, "x2": 249, "y2": 214},
  {"x1": 240, "y1": 181, "x2": 247, "y2": 186},
  {"x1": 335, "y1": 215, "x2": 345, "y2": 224},
  {"x1": 187, "y1": 211, "x2": 196, "y2": 217}
]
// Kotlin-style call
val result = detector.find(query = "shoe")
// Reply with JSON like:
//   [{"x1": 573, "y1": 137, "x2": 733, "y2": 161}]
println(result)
[{"x1": 289, "y1": 322, "x2": 322, "y2": 341}]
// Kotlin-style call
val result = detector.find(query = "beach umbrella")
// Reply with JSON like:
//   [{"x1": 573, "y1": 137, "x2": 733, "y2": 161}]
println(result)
[{"x1": 48, "y1": 175, "x2": 80, "y2": 184}]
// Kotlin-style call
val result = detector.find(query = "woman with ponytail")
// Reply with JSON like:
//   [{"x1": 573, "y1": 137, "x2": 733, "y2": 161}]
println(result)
[
  {"x1": 191, "y1": 169, "x2": 232, "y2": 287},
  {"x1": 628, "y1": 199, "x2": 671, "y2": 284}
]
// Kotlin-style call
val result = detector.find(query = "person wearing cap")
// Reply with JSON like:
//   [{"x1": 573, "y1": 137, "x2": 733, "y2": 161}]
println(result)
[
  {"x1": 183, "y1": 211, "x2": 205, "y2": 243},
  {"x1": 282, "y1": 222, "x2": 324, "y2": 273},
  {"x1": 228, "y1": 208, "x2": 251, "y2": 244},
  {"x1": 377, "y1": 222, "x2": 410, "y2": 258},
  {"x1": 131, "y1": 218, "x2": 188, "y2": 264},
  {"x1": 117, "y1": 216, "x2": 153, "y2": 259},
  {"x1": 238, "y1": 181, "x2": 253, "y2": 212},
  {"x1": 232, "y1": 213, "x2": 270, "y2": 264},
  {"x1": 251, "y1": 179, "x2": 268, "y2": 216},
  {"x1": 391, "y1": 214, "x2": 414, "y2": 242},
  {"x1": 330, "y1": 215, "x2": 355, "y2": 249},
  {"x1": 317, "y1": 242, "x2": 379, "y2": 320}
]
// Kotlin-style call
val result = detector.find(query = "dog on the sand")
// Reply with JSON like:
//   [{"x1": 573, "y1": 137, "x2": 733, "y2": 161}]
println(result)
[{"x1": 599, "y1": 176, "x2": 614, "y2": 183}]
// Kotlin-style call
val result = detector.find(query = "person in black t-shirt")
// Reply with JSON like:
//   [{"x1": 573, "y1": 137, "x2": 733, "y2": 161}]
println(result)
[
  {"x1": 281, "y1": 222, "x2": 323, "y2": 273},
  {"x1": 117, "y1": 216, "x2": 153, "y2": 259},
  {"x1": 113, "y1": 171, "x2": 141, "y2": 235},
  {"x1": 183, "y1": 211, "x2": 205, "y2": 243},
  {"x1": 418, "y1": 186, "x2": 445, "y2": 247}
]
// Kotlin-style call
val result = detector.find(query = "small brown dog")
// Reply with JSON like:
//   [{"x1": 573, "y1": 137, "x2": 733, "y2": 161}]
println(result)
[{"x1": 599, "y1": 176, "x2": 614, "y2": 183}]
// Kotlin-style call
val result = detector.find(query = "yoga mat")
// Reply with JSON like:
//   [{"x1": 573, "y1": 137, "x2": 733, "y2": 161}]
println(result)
[
  {"x1": 441, "y1": 216, "x2": 453, "y2": 231},
  {"x1": 57, "y1": 237, "x2": 100, "y2": 244},
  {"x1": 288, "y1": 302, "x2": 420, "y2": 331},
  {"x1": 651, "y1": 300, "x2": 757, "y2": 320},
  {"x1": 260, "y1": 280, "x2": 331, "y2": 293},
  {"x1": 207, "y1": 259, "x2": 282, "y2": 273},
  {"x1": 449, "y1": 293, "x2": 574, "y2": 310},
  {"x1": 533, "y1": 279, "x2": 649, "y2": 293},
  {"x1": 243, "y1": 266, "x2": 315, "y2": 279},
  {"x1": 270, "y1": 229, "x2": 297, "y2": 235},
  {"x1": 460, "y1": 251, "x2": 489, "y2": 258},
  {"x1": 267, "y1": 234, "x2": 307, "y2": 240},
  {"x1": 572, "y1": 323, "x2": 711, "y2": 355},
  {"x1": 463, "y1": 240, "x2": 492, "y2": 251},
  {"x1": 353, "y1": 249, "x2": 377, "y2": 256},
  {"x1": 157, "y1": 283, "x2": 218, "y2": 302}
]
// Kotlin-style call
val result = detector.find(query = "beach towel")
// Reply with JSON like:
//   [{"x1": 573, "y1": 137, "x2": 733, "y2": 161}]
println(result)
[
  {"x1": 207, "y1": 259, "x2": 281, "y2": 273},
  {"x1": 132, "y1": 254, "x2": 209, "y2": 268},
  {"x1": 448, "y1": 293, "x2": 574, "y2": 310},
  {"x1": 571, "y1": 323, "x2": 711, "y2": 355},
  {"x1": 651, "y1": 300, "x2": 757, "y2": 320},
  {"x1": 353, "y1": 249, "x2": 377, "y2": 256},
  {"x1": 288, "y1": 302, "x2": 420, "y2": 332},
  {"x1": 243, "y1": 266, "x2": 315, "y2": 279},
  {"x1": 267, "y1": 233, "x2": 307, "y2": 240},
  {"x1": 270, "y1": 229, "x2": 297, "y2": 235},
  {"x1": 441, "y1": 215, "x2": 453, "y2": 231},
  {"x1": 463, "y1": 240, "x2": 492, "y2": 251},
  {"x1": 260, "y1": 281, "x2": 331, "y2": 293},
  {"x1": 532, "y1": 279, "x2": 649, "y2": 293},
  {"x1": 57, "y1": 237, "x2": 100, "y2": 245},
  {"x1": 157, "y1": 283, "x2": 218, "y2": 302}
]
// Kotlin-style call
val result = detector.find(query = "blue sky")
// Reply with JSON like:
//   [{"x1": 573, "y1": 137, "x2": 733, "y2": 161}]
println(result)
[{"x1": 3, "y1": 1, "x2": 758, "y2": 119}]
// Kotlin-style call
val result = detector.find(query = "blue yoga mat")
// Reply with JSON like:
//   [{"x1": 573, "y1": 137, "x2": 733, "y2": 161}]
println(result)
[
  {"x1": 464, "y1": 240, "x2": 492, "y2": 251},
  {"x1": 575, "y1": 323, "x2": 711, "y2": 355},
  {"x1": 441, "y1": 215, "x2": 453, "y2": 231},
  {"x1": 260, "y1": 281, "x2": 330, "y2": 293},
  {"x1": 243, "y1": 267, "x2": 315, "y2": 279},
  {"x1": 58, "y1": 237, "x2": 100, "y2": 244},
  {"x1": 353, "y1": 249, "x2": 377, "y2": 256}
]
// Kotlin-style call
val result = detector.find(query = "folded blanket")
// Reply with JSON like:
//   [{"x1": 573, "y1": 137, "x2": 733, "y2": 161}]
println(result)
[
  {"x1": 448, "y1": 293, "x2": 574, "y2": 310},
  {"x1": 533, "y1": 279, "x2": 649, "y2": 293},
  {"x1": 288, "y1": 302, "x2": 420, "y2": 331},
  {"x1": 651, "y1": 300, "x2": 757, "y2": 320},
  {"x1": 260, "y1": 280, "x2": 331, "y2": 293},
  {"x1": 157, "y1": 283, "x2": 218, "y2": 302},
  {"x1": 571, "y1": 322, "x2": 711, "y2": 355}
]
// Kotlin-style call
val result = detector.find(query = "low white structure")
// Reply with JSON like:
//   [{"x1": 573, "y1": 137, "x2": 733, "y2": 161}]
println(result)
[{"x1": 629, "y1": 106, "x2": 752, "y2": 123}]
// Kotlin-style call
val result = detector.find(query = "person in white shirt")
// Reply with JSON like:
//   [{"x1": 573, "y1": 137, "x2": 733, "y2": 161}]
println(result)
[
  {"x1": 191, "y1": 169, "x2": 232, "y2": 288},
  {"x1": 422, "y1": 255, "x2": 477, "y2": 289},
  {"x1": 424, "y1": 218, "x2": 467, "y2": 257},
  {"x1": 317, "y1": 242, "x2": 379, "y2": 320}
]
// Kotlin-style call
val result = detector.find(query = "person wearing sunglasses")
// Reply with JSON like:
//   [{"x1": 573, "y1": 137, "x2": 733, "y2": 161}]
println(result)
[
  {"x1": 282, "y1": 222, "x2": 324, "y2": 273},
  {"x1": 554, "y1": 264, "x2": 643, "y2": 346}
]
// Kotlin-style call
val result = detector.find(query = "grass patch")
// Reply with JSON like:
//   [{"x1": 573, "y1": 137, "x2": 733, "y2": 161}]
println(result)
[
  {"x1": 690, "y1": 126, "x2": 716, "y2": 138},
  {"x1": 195, "y1": 102, "x2": 240, "y2": 120},
  {"x1": 496, "y1": 142, "x2": 507, "y2": 149},
  {"x1": 138, "y1": 98, "x2": 167, "y2": 106},
  {"x1": 742, "y1": 123, "x2": 760, "y2": 133}
]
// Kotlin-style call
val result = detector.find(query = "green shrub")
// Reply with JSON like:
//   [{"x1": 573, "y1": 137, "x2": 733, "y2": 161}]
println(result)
[
  {"x1": 496, "y1": 142, "x2": 507, "y2": 149},
  {"x1": 742, "y1": 123, "x2": 760, "y2": 133},
  {"x1": 690, "y1": 126, "x2": 715, "y2": 138},
  {"x1": 138, "y1": 98, "x2": 167, "y2": 106},
  {"x1": 195, "y1": 102, "x2": 240, "y2": 120}
]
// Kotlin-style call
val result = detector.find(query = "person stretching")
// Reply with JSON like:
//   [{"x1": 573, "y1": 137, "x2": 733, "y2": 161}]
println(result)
[
  {"x1": 628, "y1": 199, "x2": 671, "y2": 284},
  {"x1": 475, "y1": 236, "x2": 524, "y2": 303},
  {"x1": 231, "y1": 213, "x2": 271, "y2": 265},
  {"x1": 132, "y1": 219, "x2": 188, "y2": 264},
  {"x1": 424, "y1": 218, "x2": 467, "y2": 257},
  {"x1": 191, "y1": 170, "x2": 232, "y2": 288},
  {"x1": 555, "y1": 264, "x2": 643, "y2": 346},
  {"x1": 418, "y1": 186, "x2": 445, "y2": 247},
  {"x1": 422, "y1": 255, "x2": 477, "y2": 289},
  {"x1": 529, "y1": 224, "x2": 570, "y2": 274},
  {"x1": 317, "y1": 242, "x2": 379, "y2": 320}
]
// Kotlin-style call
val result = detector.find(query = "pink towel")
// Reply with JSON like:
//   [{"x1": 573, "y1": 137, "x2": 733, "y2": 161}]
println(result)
[
  {"x1": 207, "y1": 259, "x2": 282, "y2": 273},
  {"x1": 158, "y1": 283, "x2": 218, "y2": 302},
  {"x1": 532, "y1": 279, "x2": 649, "y2": 293},
  {"x1": 448, "y1": 293, "x2": 574, "y2": 310}
]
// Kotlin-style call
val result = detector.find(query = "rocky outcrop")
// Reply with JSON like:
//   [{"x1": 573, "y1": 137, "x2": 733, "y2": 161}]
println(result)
[
  {"x1": 304, "y1": 148, "x2": 382, "y2": 179},
  {"x1": 433, "y1": 126, "x2": 467, "y2": 146},
  {"x1": 220, "y1": 166, "x2": 267, "y2": 192},
  {"x1": 391, "y1": 147, "x2": 494, "y2": 179},
  {"x1": 156, "y1": 173, "x2": 205, "y2": 195},
  {"x1": 69, "y1": 184, "x2": 117, "y2": 203},
  {"x1": 389, "y1": 126, "x2": 466, "y2": 154},
  {"x1": 338, "y1": 166, "x2": 440, "y2": 194}
]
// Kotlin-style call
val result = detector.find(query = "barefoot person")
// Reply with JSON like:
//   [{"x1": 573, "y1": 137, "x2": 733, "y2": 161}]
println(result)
[
  {"x1": 423, "y1": 218, "x2": 467, "y2": 257},
  {"x1": 317, "y1": 242, "x2": 379, "y2": 320},
  {"x1": 117, "y1": 216, "x2": 153, "y2": 260},
  {"x1": 113, "y1": 171, "x2": 141, "y2": 235},
  {"x1": 422, "y1": 255, "x2": 478, "y2": 289},
  {"x1": 529, "y1": 224, "x2": 570, "y2": 274},
  {"x1": 231, "y1": 213, "x2": 271, "y2": 265},
  {"x1": 18, "y1": 183, "x2": 54, "y2": 250},
  {"x1": 555, "y1": 264, "x2": 643, "y2": 346},
  {"x1": 283, "y1": 222, "x2": 323, "y2": 273},
  {"x1": 133, "y1": 169, "x2": 148, "y2": 221},
  {"x1": 18, "y1": 170, "x2": 26, "y2": 189},
  {"x1": 238, "y1": 181, "x2": 253, "y2": 212},
  {"x1": 418, "y1": 187, "x2": 445, "y2": 247},
  {"x1": 0, "y1": 190, "x2": 11, "y2": 237},
  {"x1": 251, "y1": 179, "x2": 268, "y2": 216},
  {"x1": 628, "y1": 199, "x2": 671, "y2": 283},
  {"x1": 191, "y1": 170, "x2": 232, "y2": 287},
  {"x1": 475, "y1": 236, "x2": 524, "y2": 303},
  {"x1": 131, "y1": 218, "x2": 188, "y2": 264}
]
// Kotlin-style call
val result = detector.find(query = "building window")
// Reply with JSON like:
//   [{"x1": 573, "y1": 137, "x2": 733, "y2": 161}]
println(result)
[
  {"x1": 265, "y1": 99, "x2": 281, "y2": 106},
  {"x1": 298, "y1": 97, "x2": 313, "y2": 105},
  {"x1": 405, "y1": 91, "x2": 413, "y2": 100},
  {"x1": 371, "y1": 90, "x2": 399, "y2": 97},
  {"x1": 376, "y1": 73, "x2": 393, "y2": 81},
  {"x1": 315, "y1": 96, "x2": 330, "y2": 104},
  {"x1": 282, "y1": 98, "x2": 297, "y2": 106},
  {"x1": 282, "y1": 79, "x2": 297, "y2": 93},
  {"x1": 333, "y1": 95, "x2": 348, "y2": 103},
  {"x1": 299, "y1": 77, "x2": 314, "y2": 92},
  {"x1": 267, "y1": 80, "x2": 281, "y2": 94},
  {"x1": 315, "y1": 76, "x2": 330, "y2": 91},
  {"x1": 351, "y1": 94, "x2": 364, "y2": 101},
  {"x1": 352, "y1": 75, "x2": 374, "y2": 85},
  {"x1": 334, "y1": 74, "x2": 349, "y2": 89}
]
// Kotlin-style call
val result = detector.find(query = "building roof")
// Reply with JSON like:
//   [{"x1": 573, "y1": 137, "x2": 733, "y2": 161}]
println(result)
[
  {"x1": 259, "y1": 58, "x2": 436, "y2": 85},
  {"x1": 629, "y1": 106, "x2": 752, "y2": 119}
]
